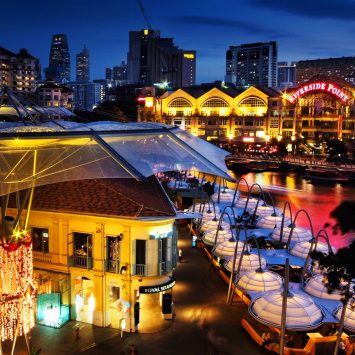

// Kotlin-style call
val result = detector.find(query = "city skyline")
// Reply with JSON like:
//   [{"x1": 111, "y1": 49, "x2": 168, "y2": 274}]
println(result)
[{"x1": 2, "y1": 0, "x2": 355, "y2": 83}]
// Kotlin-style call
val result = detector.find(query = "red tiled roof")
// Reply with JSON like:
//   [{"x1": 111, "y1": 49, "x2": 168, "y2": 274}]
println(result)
[{"x1": 11, "y1": 177, "x2": 176, "y2": 218}]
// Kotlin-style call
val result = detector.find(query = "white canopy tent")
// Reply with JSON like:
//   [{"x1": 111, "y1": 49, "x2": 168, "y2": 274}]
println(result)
[
  {"x1": 334, "y1": 303, "x2": 355, "y2": 332},
  {"x1": 249, "y1": 291, "x2": 324, "y2": 330},
  {"x1": 224, "y1": 253, "x2": 267, "y2": 272},
  {"x1": 271, "y1": 226, "x2": 312, "y2": 244}
]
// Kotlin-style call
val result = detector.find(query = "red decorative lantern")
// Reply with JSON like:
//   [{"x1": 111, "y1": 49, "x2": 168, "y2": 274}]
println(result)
[{"x1": 3, "y1": 242, "x2": 20, "y2": 252}]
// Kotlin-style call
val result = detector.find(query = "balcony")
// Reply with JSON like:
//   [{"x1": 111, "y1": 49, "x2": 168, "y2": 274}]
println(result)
[
  {"x1": 33, "y1": 251, "x2": 52, "y2": 263},
  {"x1": 73, "y1": 254, "x2": 92, "y2": 269},
  {"x1": 132, "y1": 264, "x2": 146, "y2": 276},
  {"x1": 105, "y1": 260, "x2": 120, "y2": 273}
]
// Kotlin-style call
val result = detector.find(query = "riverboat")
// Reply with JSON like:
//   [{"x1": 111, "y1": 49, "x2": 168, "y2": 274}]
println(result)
[{"x1": 304, "y1": 168, "x2": 353, "y2": 184}]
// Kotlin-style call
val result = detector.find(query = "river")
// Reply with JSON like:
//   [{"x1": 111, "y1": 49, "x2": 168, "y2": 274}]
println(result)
[{"x1": 228, "y1": 170, "x2": 355, "y2": 250}]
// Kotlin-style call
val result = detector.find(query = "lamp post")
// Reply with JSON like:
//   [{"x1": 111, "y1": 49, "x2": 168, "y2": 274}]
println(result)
[
  {"x1": 226, "y1": 226, "x2": 248, "y2": 304},
  {"x1": 227, "y1": 233, "x2": 263, "y2": 304}
]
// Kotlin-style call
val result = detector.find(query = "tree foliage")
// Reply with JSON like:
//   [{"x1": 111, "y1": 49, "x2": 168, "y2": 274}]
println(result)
[
  {"x1": 327, "y1": 201, "x2": 355, "y2": 235},
  {"x1": 326, "y1": 138, "x2": 348, "y2": 158}
]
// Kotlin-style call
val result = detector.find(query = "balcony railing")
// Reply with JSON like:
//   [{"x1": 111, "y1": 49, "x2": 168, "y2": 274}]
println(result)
[
  {"x1": 105, "y1": 260, "x2": 120, "y2": 273},
  {"x1": 132, "y1": 264, "x2": 146, "y2": 276},
  {"x1": 33, "y1": 251, "x2": 52, "y2": 263},
  {"x1": 74, "y1": 255, "x2": 92, "y2": 269}
]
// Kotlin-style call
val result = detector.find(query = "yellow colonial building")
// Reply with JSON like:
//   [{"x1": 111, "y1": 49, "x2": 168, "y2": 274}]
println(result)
[
  {"x1": 141, "y1": 78, "x2": 355, "y2": 148},
  {"x1": 8, "y1": 177, "x2": 177, "y2": 333}
]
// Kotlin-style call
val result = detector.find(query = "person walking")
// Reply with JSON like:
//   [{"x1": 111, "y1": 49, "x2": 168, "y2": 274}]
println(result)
[{"x1": 179, "y1": 248, "x2": 183, "y2": 262}]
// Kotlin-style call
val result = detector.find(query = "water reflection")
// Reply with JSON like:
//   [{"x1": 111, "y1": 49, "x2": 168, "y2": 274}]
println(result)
[{"x1": 229, "y1": 170, "x2": 355, "y2": 249}]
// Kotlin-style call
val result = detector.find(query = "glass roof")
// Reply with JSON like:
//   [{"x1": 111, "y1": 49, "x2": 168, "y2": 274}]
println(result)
[{"x1": 0, "y1": 121, "x2": 232, "y2": 196}]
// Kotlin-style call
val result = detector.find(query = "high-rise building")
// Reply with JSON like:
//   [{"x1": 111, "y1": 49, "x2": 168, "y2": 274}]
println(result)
[
  {"x1": 45, "y1": 34, "x2": 71, "y2": 84},
  {"x1": 296, "y1": 56, "x2": 355, "y2": 86},
  {"x1": 225, "y1": 41, "x2": 278, "y2": 88},
  {"x1": 68, "y1": 82, "x2": 102, "y2": 111},
  {"x1": 277, "y1": 61, "x2": 297, "y2": 89},
  {"x1": 0, "y1": 47, "x2": 41, "y2": 92},
  {"x1": 113, "y1": 61, "x2": 127, "y2": 82},
  {"x1": 127, "y1": 29, "x2": 196, "y2": 88},
  {"x1": 105, "y1": 68, "x2": 113, "y2": 82},
  {"x1": 76, "y1": 46, "x2": 90, "y2": 82}
]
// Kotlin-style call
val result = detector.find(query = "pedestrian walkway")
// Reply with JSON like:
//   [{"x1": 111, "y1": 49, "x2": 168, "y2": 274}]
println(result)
[{"x1": 20, "y1": 225, "x2": 264, "y2": 355}]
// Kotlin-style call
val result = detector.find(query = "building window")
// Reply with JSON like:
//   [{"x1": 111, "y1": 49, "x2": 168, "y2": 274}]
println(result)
[
  {"x1": 74, "y1": 232, "x2": 92, "y2": 268},
  {"x1": 238, "y1": 96, "x2": 267, "y2": 108},
  {"x1": 107, "y1": 236, "x2": 121, "y2": 273},
  {"x1": 168, "y1": 98, "x2": 192, "y2": 108},
  {"x1": 134, "y1": 240, "x2": 146, "y2": 276},
  {"x1": 201, "y1": 97, "x2": 229, "y2": 108},
  {"x1": 270, "y1": 118, "x2": 279, "y2": 129},
  {"x1": 32, "y1": 227, "x2": 49, "y2": 253},
  {"x1": 108, "y1": 286, "x2": 120, "y2": 309}
]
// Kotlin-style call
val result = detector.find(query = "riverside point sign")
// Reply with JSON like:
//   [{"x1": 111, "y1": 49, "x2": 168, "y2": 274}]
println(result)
[{"x1": 287, "y1": 82, "x2": 349, "y2": 103}]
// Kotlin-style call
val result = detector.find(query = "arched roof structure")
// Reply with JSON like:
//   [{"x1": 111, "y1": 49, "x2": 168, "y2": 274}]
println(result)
[{"x1": 0, "y1": 121, "x2": 232, "y2": 196}]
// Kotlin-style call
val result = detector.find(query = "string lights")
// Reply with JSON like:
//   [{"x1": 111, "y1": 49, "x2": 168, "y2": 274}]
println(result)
[{"x1": 0, "y1": 236, "x2": 36, "y2": 342}]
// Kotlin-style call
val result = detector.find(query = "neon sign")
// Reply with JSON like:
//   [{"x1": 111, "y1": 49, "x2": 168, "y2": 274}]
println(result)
[{"x1": 287, "y1": 82, "x2": 349, "y2": 103}]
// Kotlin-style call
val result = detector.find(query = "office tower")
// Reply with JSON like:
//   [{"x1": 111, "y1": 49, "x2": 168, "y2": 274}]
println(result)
[
  {"x1": 296, "y1": 56, "x2": 355, "y2": 86},
  {"x1": 68, "y1": 82, "x2": 102, "y2": 111},
  {"x1": 0, "y1": 47, "x2": 40, "y2": 92},
  {"x1": 76, "y1": 46, "x2": 90, "y2": 82},
  {"x1": 277, "y1": 61, "x2": 296, "y2": 88},
  {"x1": 105, "y1": 68, "x2": 113, "y2": 82},
  {"x1": 127, "y1": 29, "x2": 196, "y2": 88},
  {"x1": 113, "y1": 61, "x2": 127, "y2": 81},
  {"x1": 45, "y1": 34, "x2": 71, "y2": 83},
  {"x1": 225, "y1": 41, "x2": 278, "y2": 88}
]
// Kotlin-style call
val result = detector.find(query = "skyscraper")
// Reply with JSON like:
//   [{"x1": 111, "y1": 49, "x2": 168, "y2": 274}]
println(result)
[
  {"x1": 76, "y1": 46, "x2": 90, "y2": 82},
  {"x1": 277, "y1": 61, "x2": 296, "y2": 89},
  {"x1": 45, "y1": 34, "x2": 71, "y2": 83},
  {"x1": 225, "y1": 41, "x2": 278, "y2": 88},
  {"x1": 127, "y1": 29, "x2": 196, "y2": 88}
]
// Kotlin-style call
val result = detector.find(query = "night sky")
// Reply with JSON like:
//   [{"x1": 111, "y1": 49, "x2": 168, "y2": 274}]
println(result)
[{"x1": 2, "y1": 0, "x2": 355, "y2": 83}]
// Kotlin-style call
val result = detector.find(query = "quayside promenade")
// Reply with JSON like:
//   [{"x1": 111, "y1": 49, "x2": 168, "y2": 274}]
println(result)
[{"x1": 3, "y1": 225, "x2": 263, "y2": 355}]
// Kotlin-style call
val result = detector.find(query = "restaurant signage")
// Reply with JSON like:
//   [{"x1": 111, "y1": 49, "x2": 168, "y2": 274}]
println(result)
[
  {"x1": 139, "y1": 278, "x2": 176, "y2": 294},
  {"x1": 287, "y1": 82, "x2": 349, "y2": 103}
]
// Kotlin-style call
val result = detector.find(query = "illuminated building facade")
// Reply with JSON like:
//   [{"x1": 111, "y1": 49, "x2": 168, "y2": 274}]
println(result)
[
  {"x1": 0, "y1": 47, "x2": 40, "y2": 92},
  {"x1": 68, "y1": 82, "x2": 103, "y2": 111},
  {"x1": 76, "y1": 46, "x2": 90, "y2": 82},
  {"x1": 127, "y1": 29, "x2": 196, "y2": 88},
  {"x1": 45, "y1": 34, "x2": 71, "y2": 84},
  {"x1": 7, "y1": 177, "x2": 177, "y2": 331},
  {"x1": 296, "y1": 56, "x2": 355, "y2": 86},
  {"x1": 37, "y1": 81, "x2": 73, "y2": 110},
  {"x1": 142, "y1": 78, "x2": 355, "y2": 146},
  {"x1": 225, "y1": 41, "x2": 278, "y2": 88}
]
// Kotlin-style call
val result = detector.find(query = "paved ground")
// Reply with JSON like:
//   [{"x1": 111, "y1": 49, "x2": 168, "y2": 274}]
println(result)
[{"x1": 3, "y1": 225, "x2": 267, "y2": 355}]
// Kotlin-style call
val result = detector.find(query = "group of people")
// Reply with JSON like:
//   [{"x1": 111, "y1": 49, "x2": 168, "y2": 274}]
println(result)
[{"x1": 261, "y1": 332, "x2": 295, "y2": 352}]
